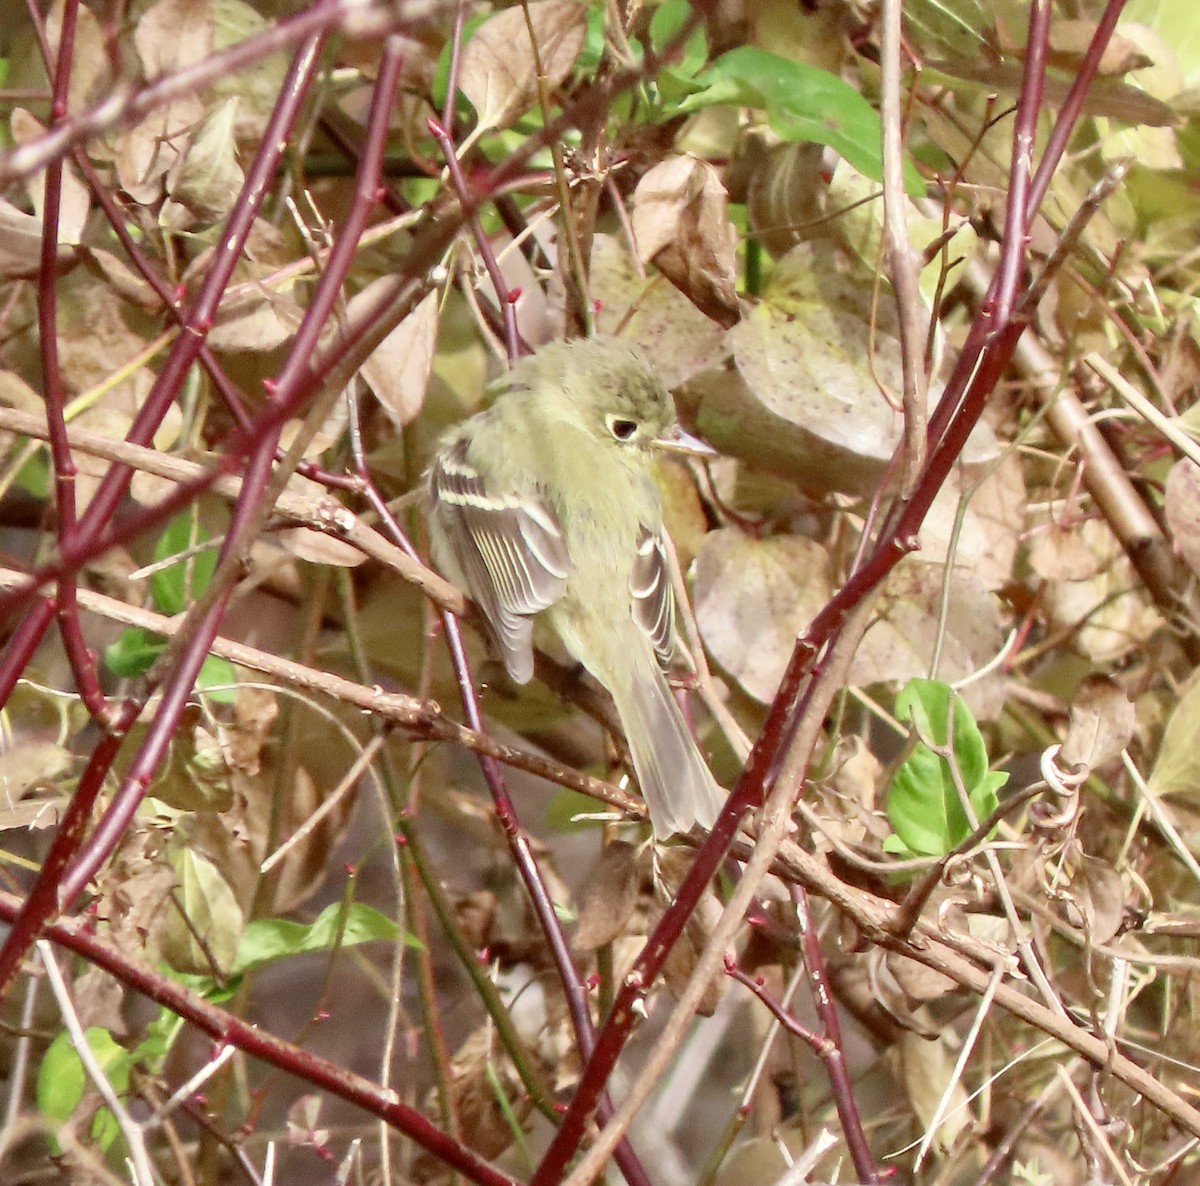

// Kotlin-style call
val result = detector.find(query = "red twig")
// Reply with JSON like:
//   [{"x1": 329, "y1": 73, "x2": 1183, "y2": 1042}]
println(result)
[
  {"x1": 427, "y1": 117, "x2": 525, "y2": 362},
  {"x1": 31, "y1": 0, "x2": 111, "y2": 723},
  {"x1": 0, "y1": 26, "x2": 330, "y2": 1002},
  {"x1": 0, "y1": 890, "x2": 520, "y2": 1186},
  {"x1": 530, "y1": 4, "x2": 1129, "y2": 1180}
]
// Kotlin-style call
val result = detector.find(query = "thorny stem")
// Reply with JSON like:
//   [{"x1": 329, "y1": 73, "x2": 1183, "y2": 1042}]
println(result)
[
  {"x1": 354, "y1": 428, "x2": 652, "y2": 1180},
  {"x1": 0, "y1": 0, "x2": 414, "y2": 188},
  {"x1": 532, "y1": 5, "x2": 1128, "y2": 1180},
  {"x1": 31, "y1": 0, "x2": 110, "y2": 723},
  {"x1": 0, "y1": 893, "x2": 521, "y2": 1186},
  {"x1": 0, "y1": 27, "x2": 331, "y2": 1001},
  {"x1": 428, "y1": 117, "x2": 526, "y2": 361},
  {"x1": 792, "y1": 885, "x2": 879, "y2": 1182}
]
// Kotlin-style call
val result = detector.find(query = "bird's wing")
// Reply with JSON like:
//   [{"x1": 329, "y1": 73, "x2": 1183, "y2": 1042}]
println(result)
[
  {"x1": 629, "y1": 522, "x2": 676, "y2": 670},
  {"x1": 429, "y1": 436, "x2": 572, "y2": 684}
]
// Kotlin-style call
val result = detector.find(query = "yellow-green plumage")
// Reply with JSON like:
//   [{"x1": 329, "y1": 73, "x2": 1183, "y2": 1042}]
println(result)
[{"x1": 426, "y1": 336, "x2": 724, "y2": 837}]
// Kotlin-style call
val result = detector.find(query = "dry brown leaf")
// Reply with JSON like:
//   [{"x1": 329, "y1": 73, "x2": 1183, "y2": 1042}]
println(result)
[
  {"x1": 1028, "y1": 518, "x2": 1108, "y2": 582},
  {"x1": 1040, "y1": 518, "x2": 1163, "y2": 663},
  {"x1": 631, "y1": 155, "x2": 740, "y2": 327},
  {"x1": 886, "y1": 950, "x2": 957, "y2": 1003},
  {"x1": 359, "y1": 285, "x2": 440, "y2": 427},
  {"x1": 135, "y1": 0, "x2": 215, "y2": 79},
  {"x1": 589, "y1": 233, "x2": 729, "y2": 388},
  {"x1": 286, "y1": 1095, "x2": 329, "y2": 1152},
  {"x1": 1061, "y1": 853, "x2": 1126, "y2": 946},
  {"x1": 81, "y1": 247, "x2": 163, "y2": 310},
  {"x1": 165, "y1": 97, "x2": 245, "y2": 224},
  {"x1": 207, "y1": 287, "x2": 304, "y2": 352},
  {"x1": 73, "y1": 966, "x2": 128, "y2": 1036},
  {"x1": 0, "y1": 201, "x2": 50, "y2": 278},
  {"x1": 745, "y1": 140, "x2": 827, "y2": 258},
  {"x1": 114, "y1": 99, "x2": 204, "y2": 203},
  {"x1": 851, "y1": 559, "x2": 1006, "y2": 720},
  {"x1": 0, "y1": 742, "x2": 73, "y2": 810},
  {"x1": 919, "y1": 449, "x2": 1026, "y2": 592},
  {"x1": 573, "y1": 841, "x2": 643, "y2": 951},
  {"x1": 46, "y1": 0, "x2": 111, "y2": 113},
  {"x1": 890, "y1": 1031, "x2": 972, "y2": 1155},
  {"x1": 692, "y1": 242, "x2": 997, "y2": 496},
  {"x1": 438, "y1": 1024, "x2": 533, "y2": 1160},
  {"x1": 1058, "y1": 674, "x2": 1135, "y2": 774},
  {"x1": 459, "y1": 0, "x2": 586, "y2": 132},
  {"x1": 693, "y1": 529, "x2": 833, "y2": 705},
  {"x1": 11, "y1": 108, "x2": 90, "y2": 245}
]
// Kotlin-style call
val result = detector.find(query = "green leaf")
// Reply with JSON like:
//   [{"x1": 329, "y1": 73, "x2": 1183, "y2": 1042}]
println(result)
[
  {"x1": 232, "y1": 902, "x2": 410, "y2": 975},
  {"x1": 104, "y1": 626, "x2": 165, "y2": 679},
  {"x1": 152, "y1": 512, "x2": 217, "y2": 615},
  {"x1": 886, "y1": 679, "x2": 1006, "y2": 858},
  {"x1": 674, "y1": 48, "x2": 924, "y2": 195},
  {"x1": 649, "y1": 0, "x2": 707, "y2": 96},
  {"x1": 130, "y1": 1008, "x2": 187, "y2": 1073},
  {"x1": 163, "y1": 846, "x2": 245, "y2": 975},
  {"x1": 37, "y1": 1027, "x2": 131, "y2": 1153},
  {"x1": 197, "y1": 654, "x2": 238, "y2": 704}
]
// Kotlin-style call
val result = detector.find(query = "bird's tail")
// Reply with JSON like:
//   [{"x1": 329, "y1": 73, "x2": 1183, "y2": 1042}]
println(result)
[{"x1": 615, "y1": 660, "x2": 725, "y2": 838}]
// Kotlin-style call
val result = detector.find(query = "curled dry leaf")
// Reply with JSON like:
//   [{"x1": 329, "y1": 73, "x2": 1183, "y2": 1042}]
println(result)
[
  {"x1": 573, "y1": 840, "x2": 643, "y2": 951},
  {"x1": 810, "y1": 735, "x2": 882, "y2": 849},
  {"x1": 1058, "y1": 852, "x2": 1126, "y2": 946},
  {"x1": 94, "y1": 827, "x2": 176, "y2": 971},
  {"x1": 116, "y1": 0, "x2": 215, "y2": 202},
  {"x1": 631, "y1": 155, "x2": 741, "y2": 327},
  {"x1": 358, "y1": 284, "x2": 440, "y2": 428},
  {"x1": 690, "y1": 242, "x2": 998, "y2": 497},
  {"x1": 425, "y1": 1024, "x2": 534, "y2": 1161},
  {"x1": 693, "y1": 529, "x2": 833, "y2": 705},
  {"x1": 458, "y1": 0, "x2": 586, "y2": 132},
  {"x1": 745, "y1": 140, "x2": 827, "y2": 259},
  {"x1": 866, "y1": 947, "x2": 943, "y2": 1039},
  {"x1": 1058, "y1": 674, "x2": 1135, "y2": 774}
]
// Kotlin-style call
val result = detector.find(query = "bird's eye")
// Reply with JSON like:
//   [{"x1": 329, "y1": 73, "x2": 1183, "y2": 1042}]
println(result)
[{"x1": 607, "y1": 416, "x2": 639, "y2": 441}]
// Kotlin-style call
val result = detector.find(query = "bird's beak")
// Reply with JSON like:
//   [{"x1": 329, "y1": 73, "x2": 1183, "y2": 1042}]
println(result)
[{"x1": 655, "y1": 425, "x2": 718, "y2": 458}]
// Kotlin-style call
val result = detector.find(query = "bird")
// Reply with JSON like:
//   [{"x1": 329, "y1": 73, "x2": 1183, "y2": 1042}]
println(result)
[{"x1": 425, "y1": 335, "x2": 725, "y2": 837}]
